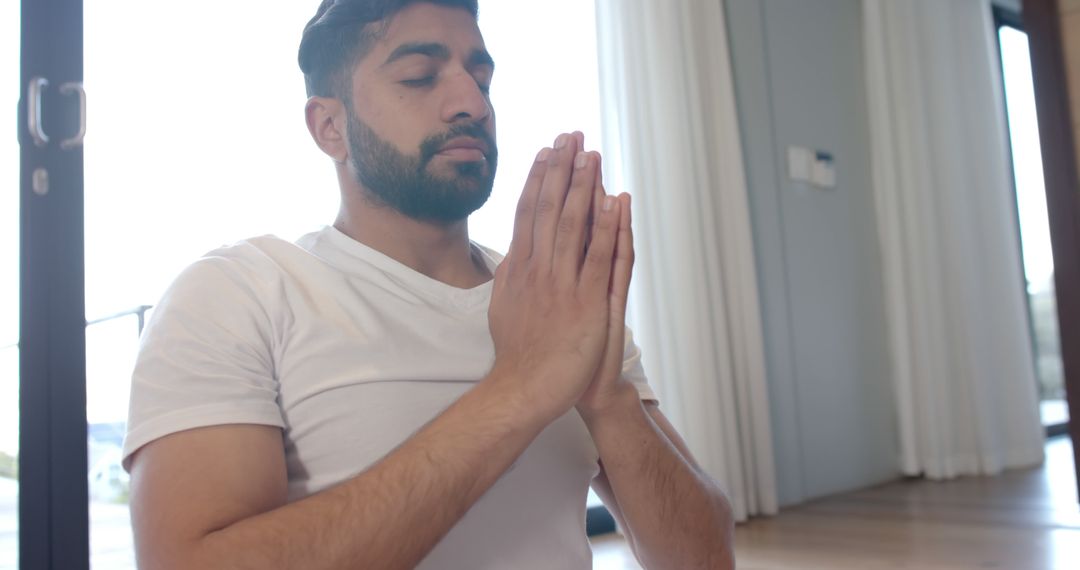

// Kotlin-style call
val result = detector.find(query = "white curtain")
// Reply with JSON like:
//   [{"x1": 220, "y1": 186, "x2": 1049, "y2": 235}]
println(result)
[
  {"x1": 863, "y1": 0, "x2": 1045, "y2": 479},
  {"x1": 594, "y1": 0, "x2": 777, "y2": 520}
]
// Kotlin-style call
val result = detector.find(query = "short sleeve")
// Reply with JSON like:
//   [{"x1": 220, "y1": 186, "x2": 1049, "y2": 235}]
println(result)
[
  {"x1": 121, "y1": 248, "x2": 285, "y2": 471},
  {"x1": 621, "y1": 326, "x2": 657, "y2": 403}
]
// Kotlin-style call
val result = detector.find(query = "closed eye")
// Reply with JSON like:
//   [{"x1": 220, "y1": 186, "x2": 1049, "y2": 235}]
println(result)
[
  {"x1": 473, "y1": 71, "x2": 493, "y2": 95},
  {"x1": 401, "y1": 76, "x2": 436, "y2": 88}
]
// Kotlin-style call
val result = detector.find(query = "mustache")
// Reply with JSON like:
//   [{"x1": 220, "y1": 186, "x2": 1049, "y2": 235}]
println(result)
[{"x1": 419, "y1": 123, "x2": 498, "y2": 164}]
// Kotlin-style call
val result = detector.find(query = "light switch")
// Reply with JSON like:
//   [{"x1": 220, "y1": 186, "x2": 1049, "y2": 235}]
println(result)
[{"x1": 787, "y1": 146, "x2": 813, "y2": 182}]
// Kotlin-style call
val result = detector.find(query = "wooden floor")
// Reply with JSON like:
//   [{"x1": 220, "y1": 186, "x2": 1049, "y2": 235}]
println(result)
[{"x1": 591, "y1": 437, "x2": 1079, "y2": 569}]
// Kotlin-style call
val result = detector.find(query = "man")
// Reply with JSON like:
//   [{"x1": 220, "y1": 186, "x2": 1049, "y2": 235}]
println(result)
[{"x1": 122, "y1": 1, "x2": 734, "y2": 568}]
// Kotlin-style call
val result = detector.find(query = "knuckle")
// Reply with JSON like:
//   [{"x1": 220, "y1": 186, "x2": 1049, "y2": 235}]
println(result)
[
  {"x1": 569, "y1": 176, "x2": 590, "y2": 193},
  {"x1": 524, "y1": 265, "x2": 541, "y2": 286},
  {"x1": 586, "y1": 247, "x2": 609, "y2": 266},
  {"x1": 557, "y1": 215, "x2": 577, "y2": 235},
  {"x1": 546, "y1": 151, "x2": 565, "y2": 168},
  {"x1": 535, "y1": 199, "x2": 556, "y2": 217}
]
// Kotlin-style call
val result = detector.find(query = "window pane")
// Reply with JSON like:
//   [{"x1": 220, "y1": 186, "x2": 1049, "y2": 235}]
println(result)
[
  {"x1": 84, "y1": 2, "x2": 338, "y2": 566},
  {"x1": 998, "y1": 26, "x2": 1068, "y2": 428},
  {"x1": 475, "y1": 0, "x2": 604, "y2": 253},
  {"x1": 86, "y1": 314, "x2": 141, "y2": 569},
  {"x1": 1, "y1": 0, "x2": 20, "y2": 567},
  {"x1": 0, "y1": 347, "x2": 16, "y2": 570}
]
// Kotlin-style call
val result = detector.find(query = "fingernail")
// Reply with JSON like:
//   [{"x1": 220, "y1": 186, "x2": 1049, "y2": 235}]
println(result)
[
  {"x1": 536, "y1": 148, "x2": 552, "y2": 163},
  {"x1": 555, "y1": 133, "x2": 570, "y2": 149},
  {"x1": 575, "y1": 152, "x2": 588, "y2": 169},
  {"x1": 603, "y1": 196, "x2": 615, "y2": 211}
]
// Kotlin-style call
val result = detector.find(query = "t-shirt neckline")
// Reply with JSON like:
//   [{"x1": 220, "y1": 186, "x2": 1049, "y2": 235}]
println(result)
[{"x1": 303, "y1": 226, "x2": 498, "y2": 310}]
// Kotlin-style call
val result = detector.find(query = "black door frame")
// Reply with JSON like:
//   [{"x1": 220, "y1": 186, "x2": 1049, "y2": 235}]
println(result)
[
  {"x1": 992, "y1": 6, "x2": 1071, "y2": 440},
  {"x1": 1022, "y1": 0, "x2": 1080, "y2": 499},
  {"x1": 19, "y1": 0, "x2": 89, "y2": 568}
]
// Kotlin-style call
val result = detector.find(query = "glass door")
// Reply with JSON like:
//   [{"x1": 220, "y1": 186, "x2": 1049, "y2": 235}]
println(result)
[
  {"x1": 19, "y1": 1, "x2": 88, "y2": 569},
  {"x1": 996, "y1": 14, "x2": 1070, "y2": 435},
  {"x1": 82, "y1": 2, "x2": 338, "y2": 565}
]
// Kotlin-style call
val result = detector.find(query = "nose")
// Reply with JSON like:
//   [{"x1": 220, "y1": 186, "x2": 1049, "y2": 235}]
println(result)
[{"x1": 441, "y1": 70, "x2": 492, "y2": 125}]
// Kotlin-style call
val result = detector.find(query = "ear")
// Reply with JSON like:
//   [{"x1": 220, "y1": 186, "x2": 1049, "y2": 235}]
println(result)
[{"x1": 305, "y1": 96, "x2": 349, "y2": 163}]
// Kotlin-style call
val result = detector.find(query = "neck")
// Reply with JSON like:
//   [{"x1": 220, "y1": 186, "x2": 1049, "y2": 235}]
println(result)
[{"x1": 333, "y1": 181, "x2": 492, "y2": 290}]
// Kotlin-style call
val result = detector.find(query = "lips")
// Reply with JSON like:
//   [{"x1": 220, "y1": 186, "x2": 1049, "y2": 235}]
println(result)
[{"x1": 436, "y1": 137, "x2": 489, "y2": 160}]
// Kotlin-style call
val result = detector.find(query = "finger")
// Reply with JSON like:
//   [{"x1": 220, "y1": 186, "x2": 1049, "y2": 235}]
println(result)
[
  {"x1": 508, "y1": 147, "x2": 552, "y2": 263},
  {"x1": 598, "y1": 194, "x2": 633, "y2": 382},
  {"x1": 585, "y1": 153, "x2": 604, "y2": 254},
  {"x1": 554, "y1": 151, "x2": 599, "y2": 283},
  {"x1": 580, "y1": 195, "x2": 620, "y2": 296},
  {"x1": 593, "y1": 154, "x2": 606, "y2": 211},
  {"x1": 609, "y1": 193, "x2": 634, "y2": 317},
  {"x1": 531, "y1": 132, "x2": 582, "y2": 271}
]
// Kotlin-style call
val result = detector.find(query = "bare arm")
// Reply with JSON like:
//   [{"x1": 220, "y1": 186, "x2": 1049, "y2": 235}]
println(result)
[
  {"x1": 578, "y1": 193, "x2": 734, "y2": 569},
  {"x1": 130, "y1": 134, "x2": 624, "y2": 570},
  {"x1": 131, "y1": 374, "x2": 556, "y2": 570},
  {"x1": 588, "y1": 395, "x2": 734, "y2": 570}
]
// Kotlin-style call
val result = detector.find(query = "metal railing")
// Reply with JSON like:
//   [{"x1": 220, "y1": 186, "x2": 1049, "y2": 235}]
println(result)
[
  {"x1": 1, "y1": 305, "x2": 154, "y2": 353},
  {"x1": 86, "y1": 305, "x2": 153, "y2": 337}
]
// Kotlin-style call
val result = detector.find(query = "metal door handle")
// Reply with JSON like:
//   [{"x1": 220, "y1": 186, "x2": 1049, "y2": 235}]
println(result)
[
  {"x1": 59, "y1": 82, "x2": 86, "y2": 150},
  {"x1": 27, "y1": 76, "x2": 49, "y2": 147}
]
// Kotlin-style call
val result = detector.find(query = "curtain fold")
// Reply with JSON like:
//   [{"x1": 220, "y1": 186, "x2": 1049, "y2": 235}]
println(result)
[
  {"x1": 595, "y1": 0, "x2": 778, "y2": 521},
  {"x1": 863, "y1": 0, "x2": 1045, "y2": 479}
]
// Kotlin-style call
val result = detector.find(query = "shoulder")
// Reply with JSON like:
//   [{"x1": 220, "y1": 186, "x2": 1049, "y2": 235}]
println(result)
[
  {"x1": 168, "y1": 235, "x2": 303, "y2": 296},
  {"x1": 149, "y1": 235, "x2": 308, "y2": 340},
  {"x1": 199, "y1": 234, "x2": 302, "y2": 274}
]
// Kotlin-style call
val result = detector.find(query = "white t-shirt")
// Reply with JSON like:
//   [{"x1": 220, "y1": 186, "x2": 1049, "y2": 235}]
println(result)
[{"x1": 122, "y1": 226, "x2": 655, "y2": 570}]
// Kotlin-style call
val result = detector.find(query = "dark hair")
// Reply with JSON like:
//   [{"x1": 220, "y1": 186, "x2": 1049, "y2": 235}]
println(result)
[{"x1": 298, "y1": 0, "x2": 480, "y2": 100}]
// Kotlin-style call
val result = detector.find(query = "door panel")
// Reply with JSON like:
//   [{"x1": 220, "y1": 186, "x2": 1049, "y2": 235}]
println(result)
[{"x1": 19, "y1": 0, "x2": 88, "y2": 569}]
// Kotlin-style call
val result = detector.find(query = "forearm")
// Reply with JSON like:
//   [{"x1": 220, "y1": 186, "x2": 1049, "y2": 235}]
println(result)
[
  {"x1": 188, "y1": 374, "x2": 549, "y2": 570},
  {"x1": 586, "y1": 388, "x2": 734, "y2": 570}
]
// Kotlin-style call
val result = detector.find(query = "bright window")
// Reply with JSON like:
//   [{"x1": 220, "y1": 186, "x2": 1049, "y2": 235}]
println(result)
[{"x1": 998, "y1": 24, "x2": 1068, "y2": 429}]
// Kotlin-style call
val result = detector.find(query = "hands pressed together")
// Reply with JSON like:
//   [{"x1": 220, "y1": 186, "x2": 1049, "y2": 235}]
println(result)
[{"x1": 488, "y1": 131, "x2": 635, "y2": 424}]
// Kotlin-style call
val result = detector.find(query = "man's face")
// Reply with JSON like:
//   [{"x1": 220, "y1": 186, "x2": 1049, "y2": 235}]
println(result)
[{"x1": 346, "y1": 3, "x2": 497, "y2": 224}]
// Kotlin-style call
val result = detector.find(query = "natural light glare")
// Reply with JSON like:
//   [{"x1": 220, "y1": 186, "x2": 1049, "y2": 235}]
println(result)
[
  {"x1": 1, "y1": 3, "x2": 19, "y2": 569},
  {"x1": 474, "y1": 2, "x2": 604, "y2": 253},
  {"x1": 84, "y1": 1, "x2": 340, "y2": 322},
  {"x1": 999, "y1": 26, "x2": 1054, "y2": 294},
  {"x1": 999, "y1": 25, "x2": 1068, "y2": 427},
  {"x1": 1, "y1": 0, "x2": 20, "y2": 461},
  {"x1": 83, "y1": 0, "x2": 603, "y2": 320}
]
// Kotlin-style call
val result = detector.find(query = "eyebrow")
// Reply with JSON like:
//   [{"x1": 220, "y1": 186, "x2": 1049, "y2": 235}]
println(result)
[
  {"x1": 382, "y1": 41, "x2": 495, "y2": 70},
  {"x1": 468, "y1": 49, "x2": 495, "y2": 70}
]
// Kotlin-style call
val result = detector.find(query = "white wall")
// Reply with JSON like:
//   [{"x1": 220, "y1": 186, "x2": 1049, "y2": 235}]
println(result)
[{"x1": 725, "y1": 0, "x2": 899, "y2": 506}]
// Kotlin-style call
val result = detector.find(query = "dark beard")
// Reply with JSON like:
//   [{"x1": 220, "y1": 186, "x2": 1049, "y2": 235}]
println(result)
[{"x1": 346, "y1": 111, "x2": 498, "y2": 224}]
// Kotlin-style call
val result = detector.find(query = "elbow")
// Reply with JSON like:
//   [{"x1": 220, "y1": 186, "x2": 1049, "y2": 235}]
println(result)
[
  {"x1": 712, "y1": 490, "x2": 736, "y2": 569},
  {"x1": 639, "y1": 509, "x2": 735, "y2": 570},
  {"x1": 719, "y1": 500, "x2": 737, "y2": 569},
  {"x1": 687, "y1": 489, "x2": 736, "y2": 570}
]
